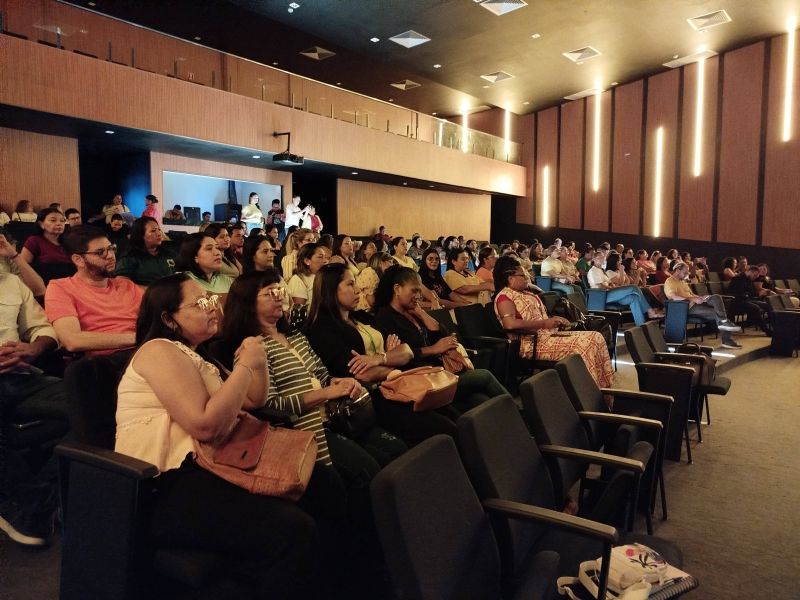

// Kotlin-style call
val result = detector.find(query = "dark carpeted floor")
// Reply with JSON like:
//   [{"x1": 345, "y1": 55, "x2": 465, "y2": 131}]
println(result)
[{"x1": 2, "y1": 353, "x2": 799, "y2": 599}]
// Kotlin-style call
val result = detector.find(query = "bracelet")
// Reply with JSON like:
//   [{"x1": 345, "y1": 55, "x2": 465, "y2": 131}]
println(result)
[
  {"x1": 234, "y1": 363, "x2": 255, "y2": 378},
  {"x1": 379, "y1": 352, "x2": 387, "y2": 365}
]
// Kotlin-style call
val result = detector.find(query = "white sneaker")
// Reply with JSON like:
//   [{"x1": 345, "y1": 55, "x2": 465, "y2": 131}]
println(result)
[
  {"x1": 718, "y1": 320, "x2": 741, "y2": 332},
  {"x1": 720, "y1": 340, "x2": 742, "y2": 349}
]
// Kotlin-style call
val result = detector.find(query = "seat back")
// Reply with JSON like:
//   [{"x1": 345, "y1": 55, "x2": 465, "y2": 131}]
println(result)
[
  {"x1": 64, "y1": 351, "x2": 133, "y2": 449},
  {"x1": 691, "y1": 283, "x2": 709, "y2": 296},
  {"x1": 567, "y1": 291, "x2": 589, "y2": 313},
  {"x1": 774, "y1": 279, "x2": 787, "y2": 289},
  {"x1": 662, "y1": 300, "x2": 689, "y2": 344},
  {"x1": 540, "y1": 291, "x2": 560, "y2": 316},
  {"x1": 706, "y1": 271, "x2": 721, "y2": 283},
  {"x1": 519, "y1": 370, "x2": 591, "y2": 505},
  {"x1": 779, "y1": 294, "x2": 796, "y2": 310},
  {"x1": 553, "y1": 355, "x2": 609, "y2": 448},
  {"x1": 371, "y1": 435, "x2": 503, "y2": 600},
  {"x1": 707, "y1": 281, "x2": 723, "y2": 295},
  {"x1": 534, "y1": 275, "x2": 553, "y2": 291},
  {"x1": 585, "y1": 288, "x2": 609, "y2": 311},
  {"x1": 642, "y1": 321, "x2": 669, "y2": 353},
  {"x1": 624, "y1": 327, "x2": 656, "y2": 364},
  {"x1": 427, "y1": 307, "x2": 458, "y2": 336},
  {"x1": 454, "y1": 302, "x2": 497, "y2": 338},
  {"x1": 765, "y1": 295, "x2": 784, "y2": 314},
  {"x1": 787, "y1": 279, "x2": 800, "y2": 293}
]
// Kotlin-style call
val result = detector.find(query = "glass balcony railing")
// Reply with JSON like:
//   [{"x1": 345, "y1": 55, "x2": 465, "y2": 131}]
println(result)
[{"x1": 3, "y1": 0, "x2": 523, "y2": 165}]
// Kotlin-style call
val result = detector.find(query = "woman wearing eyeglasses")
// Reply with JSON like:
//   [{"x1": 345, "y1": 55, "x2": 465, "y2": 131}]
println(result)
[
  {"x1": 493, "y1": 256, "x2": 614, "y2": 387},
  {"x1": 116, "y1": 272, "x2": 346, "y2": 599},
  {"x1": 175, "y1": 233, "x2": 235, "y2": 296},
  {"x1": 220, "y1": 270, "x2": 405, "y2": 491}
]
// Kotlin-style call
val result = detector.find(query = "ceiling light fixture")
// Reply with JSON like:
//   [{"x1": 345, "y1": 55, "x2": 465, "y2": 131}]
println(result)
[
  {"x1": 433, "y1": 64, "x2": 442, "y2": 68},
  {"x1": 370, "y1": 37, "x2": 380, "y2": 43},
  {"x1": 403, "y1": 182, "x2": 408, "y2": 185},
  {"x1": 88, "y1": 1, "x2": 96, "y2": 6},
  {"x1": 523, "y1": 101, "x2": 530, "y2": 105},
  {"x1": 194, "y1": 36, "x2": 202, "y2": 41},
  {"x1": 272, "y1": 61, "x2": 279, "y2": 66},
  {"x1": 289, "y1": 2, "x2": 300, "y2": 7},
  {"x1": 300, "y1": 46, "x2": 336, "y2": 61},
  {"x1": 351, "y1": 171, "x2": 359, "y2": 175},
  {"x1": 431, "y1": 112, "x2": 437, "y2": 115},
  {"x1": 104, "y1": 130, "x2": 114, "y2": 134},
  {"x1": 252, "y1": 155, "x2": 261, "y2": 159},
  {"x1": 429, "y1": 185, "x2": 435, "y2": 188},
  {"x1": 610, "y1": 81, "x2": 619, "y2": 86},
  {"x1": 390, "y1": 79, "x2": 421, "y2": 91},
  {"x1": 475, "y1": 0, "x2": 529, "y2": 17},
  {"x1": 480, "y1": 70, "x2": 514, "y2": 83},
  {"x1": 563, "y1": 46, "x2": 601, "y2": 63},
  {"x1": 531, "y1": 33, "x2": 541, "y2": 39},
  {"x1": 389, "y1": 30, "x2": 431, "y2": 48}
]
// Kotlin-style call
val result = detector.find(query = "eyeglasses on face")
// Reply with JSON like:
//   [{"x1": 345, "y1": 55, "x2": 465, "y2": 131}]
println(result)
[
  {"x1": 79, "y1": 244, "x2": 118, "y2": 258},
  {"x1": 258, "y1": 286, "x2": 287, "y2": 301},
  {"x1": 180, "y1": 293, "x2": 221, "y2": 311}
]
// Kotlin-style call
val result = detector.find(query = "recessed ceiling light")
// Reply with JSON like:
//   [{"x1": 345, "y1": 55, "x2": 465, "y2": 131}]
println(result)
[
  {"x1": 289, "y1": 1, "x2": 300, "y2": 7},
  {"x1": 370, "y1": 37, "x2": 380, "y2": 43},
  {"x1": 431, "y1": 112, "x2": 437, "y2": 115},
  {"x1": 351, "y1": 171, "x2": 359, "y2": 175},
  {"x1": 610, "y1": 81, "x2": 619, "y2": 86},
  {"x1": 476, "y1": 0, "x2": 529, "y2": 16},
  {"x1": 194, "y1": 36, "x2": 202, "y2": 41},
  {"x1": 531, "y1": 33, "x2": 541, "y2": 39},
  {"x1": 252, "y1": 155, "x2": 261, "y2": 159},
  {"x1": 389, "y1": 30, "x2": 431, "y2": 48},
  {"x1": 429, "y1": 185, "x2": 435, "y2": 188},
  {"x1": 104, "y1": 130, "x2": 114, "y2": 134},
  {"x1": 88, "y1": 1, "x2": 96, "y2": 6},
  {"x1": 403, "y1": 182, "x2": 408, "y2": 185},
  {"x1": 482, "y1": 85, "x2": 490, "y2": 88},
  {"x1": 300, "y1": 46, "x2": 336, "y2": 60},
  {"x1": 523, "y1": 101, "x2": 530, "y2": 105},
  {"x1": 272, "y1": 61, "x2": 279, "y2": 66},
  {"x1": 390, "y1": 79, "x2": 421, "y2": 90},
  {"x1": 336, "y1": 82, "x2": 342, "y2": 85},
  {"x1": 433, "y1": 63, "x2": 442, "y2": 68},
  {"x1": 388, "y1": 98, "x2": 394, "y2": 102},
  {"x1": 673, "y1": 54, "x2": 679, "y2": 59}
]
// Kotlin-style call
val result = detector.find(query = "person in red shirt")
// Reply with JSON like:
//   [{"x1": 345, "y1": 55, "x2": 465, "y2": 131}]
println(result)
[{"x1": 45, "y1": 225, "x2": 144, "y2": 355}]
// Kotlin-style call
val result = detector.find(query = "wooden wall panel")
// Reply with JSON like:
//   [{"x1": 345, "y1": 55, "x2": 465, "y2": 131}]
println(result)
[
  {"x1": 583, "y1": 90, "x2": 611, "y2": 232},
  {"x1": 516, "y1": 114, "x2": 536, "y2": 225},
  {"x1": 678, "y1": 57, "x2": 719, "y2": 241},
  {"x1": 611, "y1": 81, "x2": 644, "y2": 235},
  {"x1": 149, "y1": 152, "x2": 293, "y2": 206},
  {"x1": 536, "y1": 107, "x2": 559, "y2": 227},
  {"x1": 717, "y1": 43, "x2": 765, "y2": 245},
  {"x1": 763, "y1": 34, "x2": 800, "y2": 249},
  {"x1": 336, "y1": 180, "x2": 491, "y2": 241},
  {"x1": 643, "y1": 69, "x2": 679, "y2": 238},
  {"x1": 0, "y1": 36, "x2": 525, "y2": 196},
  {"x1": 0, "y1": 127, "x2": 80, "y2": 214},
  {"x1": 558, "y1": 99, "x2": 584, "y2": 229}
]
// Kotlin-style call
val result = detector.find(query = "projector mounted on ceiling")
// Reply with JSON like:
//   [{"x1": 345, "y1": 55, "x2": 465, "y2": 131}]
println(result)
[{"x1": 272, "y1": 131, "x2": 304, "y2": 165}]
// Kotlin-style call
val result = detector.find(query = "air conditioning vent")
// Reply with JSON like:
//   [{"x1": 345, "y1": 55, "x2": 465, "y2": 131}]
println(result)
[
  {"x1": 687, "y1": 10, "x2": 732, "y2": 32},
  {"x1": 663, "y1": 49, "x2": 718, "y2": 69},
  {"x1": 299, "y1": 46, "x2": 336, "y2": 60},
  {"x1": 389, "y1": 30, "x2": 431, "y2": 49},
  {"x1": 475, "y1": 0, "x2": 528, "y2": 17},
  {"x1": 480, "y1": 70, "x2": 514, "y2": 84},
  {"x1": 563, "y1": 46, "x2": 601, "y2": 63},
  {"x1": 390, "y1": 79, "x2": 421, "y2": 91}
]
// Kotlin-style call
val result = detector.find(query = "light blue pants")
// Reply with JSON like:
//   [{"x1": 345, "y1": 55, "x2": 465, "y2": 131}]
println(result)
[{"x1": 605, "y1": 286, "x2": 653, "y2": 325}]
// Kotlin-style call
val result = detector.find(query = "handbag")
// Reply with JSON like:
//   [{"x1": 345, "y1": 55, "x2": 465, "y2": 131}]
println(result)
[
  {"x1": 676, "y1": 343, "x2": 717, "y2": 386},
  {"x1": 326, "y1": 389, "x2": 377, "y2": 439},
  {"x1": 194, "y1": 412, "x2": 317, "y2": 501},
  {"x1": 441, "y1": 343, "x2": 475, "y2": 374},
  {"x1": 379, "y1": 366, "x2": 458, "y2": 412}
]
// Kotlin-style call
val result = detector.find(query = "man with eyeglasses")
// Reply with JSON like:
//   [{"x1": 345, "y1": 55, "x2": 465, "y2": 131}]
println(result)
[{"x1": 44, "y1": 226, "x2": 144, "y2": 355}]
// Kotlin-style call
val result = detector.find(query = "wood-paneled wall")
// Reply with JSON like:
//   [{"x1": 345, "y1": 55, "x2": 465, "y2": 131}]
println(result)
[
  {"x1": 149, "y1": 153, "x2": 293, "y2": 204},
  {"x1": 524, "y1": 32, "x2": 800, "y2": 250},
  {"x1": 337, "y1": 180, "x2": 491, "y2": 241},
  {"x1": 0, "y1": 127, "x2": 80, "y2": 214}
]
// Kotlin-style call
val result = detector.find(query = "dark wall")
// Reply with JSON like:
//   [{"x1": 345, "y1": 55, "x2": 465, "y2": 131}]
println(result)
[
  {"x1": 292, "y1": 173, "x2": 337, "y2": 234},
  {"x1": 78, "y1": 146, "x2": 150, "y2": 218}
]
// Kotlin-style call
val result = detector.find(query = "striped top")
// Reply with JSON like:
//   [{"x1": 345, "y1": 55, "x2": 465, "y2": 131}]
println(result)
[{"x1": 262, "y1": 331, "x2": 331, "y2": 465}]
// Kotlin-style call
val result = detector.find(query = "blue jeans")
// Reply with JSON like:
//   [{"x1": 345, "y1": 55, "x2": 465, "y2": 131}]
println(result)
[{"x1": 605, "y1": 286, "x2": 653, "y2": 325}]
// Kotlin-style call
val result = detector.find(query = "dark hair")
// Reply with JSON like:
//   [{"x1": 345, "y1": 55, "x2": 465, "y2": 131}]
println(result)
[
  {"x1": 64, "y1": 208, "x2": 80, "y2": 218},
  {"x1": 721, "y1": 256, "x2": 736, "y2": 271},
  {"x1": 369, "y1": 251, "x2": 393, "y2": 276},
  {"x1": 61, "y1": 225, "x2": 107, "y2": 256},
  {"x1": 356, "y1": 240, "x2": 377, "y2": 264},
  {"x1": 203, "y1": 223, "x2": 237, "y2": 265},
  {"x1": 476, "y1": 245, "x2": 496, "y2": 269},
  {"x1": 656, "y1": 256, "x2": 671, "y2": 271},
  {"x1": 666, "y1": 248, "x2": 679, "y2": 260},
  {"x1": 295, "y1": 242, "x2": 324, "y2": 276},
  {"x1": 390, "y1": 236, "x2": 406, "y2": 255},
  {"x1": 443, "y1": 236, "x2": 457, "y2": 250},
  {"x1": 374, "y1": 265, "x2": 420, "y2": 310},
  {"x1": 202, "y1": 211, "x2": 212, "y2": 218},
  {"x1": 251, "y1": 227, "x2": 265, "y2": 238},
  {"x1": 128, "y1": 216, "x2": 159, "y2": 255},
  {"x1": 173, "y1": 204, "x2": 182, "y2": 210},
  {"x1": 110, "y1": 214, "x2": 124, "y2": 222},
  {"x1": 306, "y1": 262, "x2": 350, "y2": 329},
  {"x1": 14, "y1": 199, "x2": 31, "y2": 213},
  {"x1": 493, "y1": 255, "x2": 522, "y2": 292},
  {"x1": 622, "y1": 257, "x2": 636, "y2": 273},
  {"x1": 135, "y1": 272, "x2": 193, "y2": 346},
  {"x1": 241, "y1": 235, "x2": 273, "y2": 274},
  {"x1": 271, "y1": 198, "x2": 280, "y2": 205},
  {"x1": 446, "y1": 247, "x2": 468, "y2": 271},
  {"x1": 598, "y1": 242, "x2": 611, "y2": 251},
  {"x1": 318, "y1": 233, "x2": 334, "y2": 250},
  {"x1": 605, "y1": 251, "x2": 621, "y2": 272},
  {"x1": 176, "y1": 233, "x2": 215, "y2": 278},
  {"x1": 418, "y1": 247, "x2": 446, "y2": 292},
  {"x1": 229, "y1": 223, "x2": 245, "y2": 234},
  {"x1": 221, "y1": 269, "x2": 285, "y2": 353},
  {"x1": 36, "y1": 207, "x2": 65, "y2": 236},
  {"x1": 145, "y1": 194, "x2": 158, "y2": 203},
  {"x1": 636, "y1": 249, "x2": 648, "y2": 259},
  {"x1": 419, "y1": 247, "x2": 442, "y2": 276}
]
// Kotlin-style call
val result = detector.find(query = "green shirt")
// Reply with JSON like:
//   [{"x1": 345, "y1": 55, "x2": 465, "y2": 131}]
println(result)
[
  {"x1": 187, "y1": 271, "x2": 235, "y2": 293},
  {"x1": 115, "y1": 248, "x2": 176, "y2": 285}
]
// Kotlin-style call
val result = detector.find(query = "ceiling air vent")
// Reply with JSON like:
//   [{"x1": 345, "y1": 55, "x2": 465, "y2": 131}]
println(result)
[
  {"x1": 299, "y1": 46, "x2": 336, "y2": 60},
  {"x1": 480, "y1": 70, "x2": 514, "y2": 84},
  {"x1": 390, "y1": 79, "x2": 421, "y2": 91},
  {"x1": 563, "y1": 46, "x2": 601, "y2": 63},
  {"x1": 687, "y1": 10, "x2": 732, "y2": 32},
  {"x1": 663, "y1": 49, "x2": 718, "y2": 69},
  {"x1": 389, "y1": 30, "x2": 431, "y2": 49},
  {"x1": 474, "y1": 0, "x2": 528, "y2": 16}
]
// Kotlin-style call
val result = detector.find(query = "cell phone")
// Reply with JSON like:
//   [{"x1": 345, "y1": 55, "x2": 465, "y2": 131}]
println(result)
[{"x1": 12, "y1": 420, "x2": 42, "y2": 430}]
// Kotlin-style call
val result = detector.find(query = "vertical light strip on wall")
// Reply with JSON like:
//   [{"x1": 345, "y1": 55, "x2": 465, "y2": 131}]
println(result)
[
  {"x1": 462, "y1": 108, "x2": 469, "y2": 153},
  {"x1": 692, "y1": 57, "x2": 706, "y2": 176},
  {"x1": 592, "y1": 84, "x2": 602, "y2": 191},
  {"x1": 653, "y1": 127, "x2": 665, "y2": 237},
  {"x1": 503, "y1": 109, "x2": 511, "y2": 160},
  {"x1": 437, "y1": 120, "x2": 444, "y2": 147},
  {"x1": 783, "y1": 17, "x2": 797, "y2": 142},
  {"x1": 542, "y1": 165, "x2": 551, "y2": 227}
]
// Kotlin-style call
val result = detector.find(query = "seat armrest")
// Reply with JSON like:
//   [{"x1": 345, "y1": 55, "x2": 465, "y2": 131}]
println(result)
[
  {"x1": 539, "y1": 444, "x2": 645, "y2": 473},
  {"x1": 461, "y1": 335, "x2": 512, "y2": 347},
  {"x1": 482, "y1": 498, "x2": 618, "y2": 543},
  {"x1": 56, "y1": 442, "x2": 158, "y2": 479},
  {"x1": 578, "y1": 411, "x2": 663, "y2": 431},
  {"x1": 653, "y1": 352, "x2": 707, "y2": 367},
  {"x1": 600, "y1": 388, "x2": 674, "y2": 406}
]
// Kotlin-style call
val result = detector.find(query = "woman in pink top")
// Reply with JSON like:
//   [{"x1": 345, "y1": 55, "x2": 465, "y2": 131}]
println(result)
[
  {"x1": 474, "y1": 246, "x2": 498, "y2": 284},
  {"x1": 141, "y1": 194, "x2": 161, "y2": 221}
]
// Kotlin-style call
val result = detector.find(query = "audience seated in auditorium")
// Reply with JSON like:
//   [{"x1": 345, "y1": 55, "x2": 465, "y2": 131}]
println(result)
[
  {"x1": 653, "y1": 256, "x2": 672, "y2": 284},
  {"x1": 280, "y1": 228, "x2": 314, "y2": 279},
  {"x1": 721, "y1": 256, "x2": 738, "y2": 281},
  {"x1": 45, "y1": 225, "x2": 143, "y2": 354},
  {"x1": 229, "y1": 223, "x2": 245, "y2": 263},
  {"x1": 727, "y1": 265, "x2": 771, "y2": 333},
  {"x1": 390, "y1": 236, "x2": 417, "y2": 271},
  {"x1": 64, "y1": 208, "x2": 81, "y2": 227},
  {"x1": 287, "y1": 242, "x2": 329, "y2": 306},
  {"x1": 664, "y1": 262, "x2": 743, "y2": 349},
  {"x1": 443, "y1": 247, "x2": 493, "y2": 305},
  {"x1": 758, "y1": 263, "x2": 799, "y2": 307},
  {"x1": 355, "y1": 252, "x2": 395, "y2": 312},
  {"x1": 19, "y1": 208, "x2": 72, "y2": 272},
  {"x1": 198, "y1": 211, "x2": 212, "y2": 232},
  {"x1": 105, "y1": 214, "x2": 130, "y2": 253},
  {"x1": 141, "y1": 194, "x2": 160, "y2": 221},
  {"x1": 356, "y1": 240, "x2": 377, "y2": 270},
  {"x1": 540, "y1": 244, "x2": 581, "y2": 295},
  {"x1": 202, "y1": 224, "x2": 241, "y2": 277},
  {"x1": 11, "y1": 200, "x2": 37, "y2": 222},
  {"x1": 587, "y1": 251, "x2": 663, "y2": 325},
  {"x1": 418, "y1": 247, "x2": 470, "y2": 310},
  {"x1": 102, "y1": 194, "x2": 131, "y2": 224},
  {"x1": 474, "y1": 245, "x2": 498, "y2": 283},
  {"x1": 736, "y1": 255, "x2": 749, "y2": 274},
  {"x1": 175, "y1": 233, "x2": 235, "y2": 296},
  {"x1": 575, "y1": 243, "x2": 594, "y2": 278},
  {"x1": 0, "y1": 229, "x2": 46, "y2": 297},
  {"x1": 635, "y1": 249, "x2": 657, "y2": 275},
  {"x1": 407, "y1": 235, "x2": 428, "y2": 261},
  {"x1": 163, "y1": 204, "x2": 185, "y2": 222},
  {"x1": 114, "y1": 217, "x2": 176, "y2": 286},
  {"x1": 374, "y1": 265, "x2": 508, "y2": 413},
  {"x1": 265, "y1": 224, "x2": 282, "y2": 250},
  {"x1": 329, "y1": 234, "x2": 360, "y2": 277},
  {"x1": 493, "y1": 256, "x2": 614, "y2": 387},
  {"x1": 115, "y1": 273, "x2": 345, "y2": 599},
  {"x1": 241, "y1": 234, "x2": 277, "y2": 274}
]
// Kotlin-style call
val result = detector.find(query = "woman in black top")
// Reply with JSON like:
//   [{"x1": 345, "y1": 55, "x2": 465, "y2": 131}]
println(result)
[
  {"x1": 373, "y1": 265, "x2": 508, "y2": 414},
  {"x1": 417, "y1": 247, "x2": 469, "y2": 309},
  {"x1": 306, "y1": 263, "x2": 460, "y2": 445}
]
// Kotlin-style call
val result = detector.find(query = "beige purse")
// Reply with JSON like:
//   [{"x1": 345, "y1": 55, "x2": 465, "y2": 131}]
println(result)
[{"x1": 379, "y1": 366, "x2": 458, "y2": 412}]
